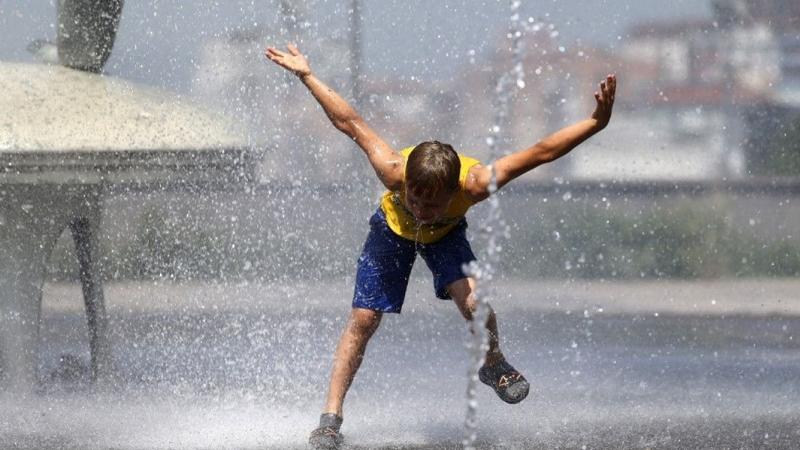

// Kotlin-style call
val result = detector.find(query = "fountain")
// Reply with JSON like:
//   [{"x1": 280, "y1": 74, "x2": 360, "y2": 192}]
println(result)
[
  {"x1": 0, "y1": 0, "x2": 253, "y2": 393},
  {"x1": 462, "y1": 2, "x2": 544, "y2": 447}
]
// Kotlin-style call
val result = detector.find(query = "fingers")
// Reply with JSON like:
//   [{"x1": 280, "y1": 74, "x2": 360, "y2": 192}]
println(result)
[
  {"x1": 596, "y1": 74, "x2": 617, "y2": 106},
  {"x1": 605, "y1": 74, "x2": 616, "y2": 103},
  {"x1": 265, "y1": 46, "x2": 284, "y2": 61},
  {"x1": 264, "y1": 43, "x2": 311, "y2": 78},
  {"x1": 598, "y1": 80, "x2": 606, "y2": 103},
  {"x1": 264, "y1": 44, "x2": 298, "y2": 58}
]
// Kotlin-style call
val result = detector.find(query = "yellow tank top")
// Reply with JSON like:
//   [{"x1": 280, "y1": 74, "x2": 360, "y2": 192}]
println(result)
[{"x1": 380, "y1": 146, "x2": 481, "y2": 244}]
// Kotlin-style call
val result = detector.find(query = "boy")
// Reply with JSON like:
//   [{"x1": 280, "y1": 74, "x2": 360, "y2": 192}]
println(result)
[{"x1": 265, "y1": 43, "x2": 616, "y2": 449}]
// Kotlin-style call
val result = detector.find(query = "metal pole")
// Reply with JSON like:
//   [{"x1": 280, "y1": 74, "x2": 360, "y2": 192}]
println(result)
[
  {"x1": 348, "y1": 0, "x2": 369, "y2": 183},
  {"x1": 350, "y1": 0, "x2": 362, "y2": 107}
]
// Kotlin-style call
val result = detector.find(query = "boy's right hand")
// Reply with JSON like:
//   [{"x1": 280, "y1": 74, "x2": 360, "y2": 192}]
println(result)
[
  {"x1": 265, "y1": 43, "x2": 312, "y2": 79},
  {"x1": 591, "y1": 74, "x2": 616, "y2": 130}
]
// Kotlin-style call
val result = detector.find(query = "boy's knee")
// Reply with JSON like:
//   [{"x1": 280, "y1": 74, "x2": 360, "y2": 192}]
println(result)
[
  {"x1": 447, "y1": 278, "x2": 476, "y2": 311},
  {"x1": 447, "y1": 278, "x2": 496, "y2": 322},
  {"x1": 447, "y1": 278, "x2": 474, "y2": 300},
  {"x1": 348, "y1": 308, "x2": 382, "y2": 336}
]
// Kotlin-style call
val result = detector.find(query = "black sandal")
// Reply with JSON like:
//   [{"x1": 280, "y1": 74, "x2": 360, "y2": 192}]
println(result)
[
  {"x1": 479, "y1": 359, "x2": 530, "y2": 404},
  {"x1": 309, "y1": 413, "x2": 344, "y2": 449}
]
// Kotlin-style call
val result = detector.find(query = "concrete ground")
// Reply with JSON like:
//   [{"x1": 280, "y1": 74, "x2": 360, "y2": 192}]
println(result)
[
  {"x1": 39, "y1": 277, "x2": 800, "y2": 315},
  {"x1": 0, "y1": 278, "x2": 798, "y2": 449}
]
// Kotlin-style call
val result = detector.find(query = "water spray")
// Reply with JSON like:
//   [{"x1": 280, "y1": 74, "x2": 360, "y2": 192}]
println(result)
[{"x1": 461, "y1": 1, "x2": 546, "y2": 448}]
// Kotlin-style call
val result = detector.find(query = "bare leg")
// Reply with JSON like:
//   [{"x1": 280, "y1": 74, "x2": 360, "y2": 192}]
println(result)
[
  {"x1": 447, "y1": 277, "x2": 504, "y2": 366},
  {"x1": 449, "y1": 277, "x2": 530, "y2": 404},
  {"x1": 323, "y1": 307, "x2": 383, "y2": 417},
  {"x1": 447, "y1": 277, "x2": 503, "y2": 366}
]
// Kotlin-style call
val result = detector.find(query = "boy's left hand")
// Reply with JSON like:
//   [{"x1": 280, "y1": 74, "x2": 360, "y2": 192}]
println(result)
[
  {"x1": 265, "y1": 43, "x2": 312, "y2": 78},
  {"x1": 591, "y1": 74, "x2": 616, "y2": 129}
]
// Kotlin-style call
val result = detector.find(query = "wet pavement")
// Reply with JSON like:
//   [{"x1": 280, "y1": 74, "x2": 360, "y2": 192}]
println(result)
[{"x1": 1, "y1": 279, "x2": 799, "y2": 449}]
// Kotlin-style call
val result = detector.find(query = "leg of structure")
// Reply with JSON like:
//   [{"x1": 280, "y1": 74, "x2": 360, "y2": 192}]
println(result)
[
  {"x1": 0, "y1": 185, "x2": 106, "y2": 393},
  {"x1": 0, "y1": 186, "x2": 66, "y2": 393},
  {"x1": 70, "y1": 216, "x2": 112, "y2": 382}
]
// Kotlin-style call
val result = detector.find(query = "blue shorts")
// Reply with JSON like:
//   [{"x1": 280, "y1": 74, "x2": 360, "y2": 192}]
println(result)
[{"x1": 352, "y1": 208, "x2": 476, "y2": 313}]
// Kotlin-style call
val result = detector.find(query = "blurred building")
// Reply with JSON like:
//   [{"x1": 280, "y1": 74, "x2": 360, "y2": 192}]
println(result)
[
  {"x1": 449, "y1": 28, "x2": 738, "y2": 182},
  {"x1": 602, "y1": 0, "x2": 800, "y2": 180},
  {"x1": 469, "y1": 0, "x2": 799, "y2": 182},
  {"x1": 193, "y1": 24, "x2": 366, "y2": 184},
  {"x1": 447, "y1": 33, "x2": 625, "y2": 181},
  {"x1": 359, "y1": 76, "x2": 460, "y2": 151},
  {"x1": 713, "y1": 0, "x2": 800, "y2": 106},
  {"x1": 615, "y1": 18, "x2": 771, "y2": 180},
  {"x1": 192, "y1": 24, "x2": 465, "y2": 185},
  {"x1": 711, "y1": 0, "x2": 800, "y2": 174},
  {"x1": 191, "y1": 0, "x2": 799, "y2": 184}
]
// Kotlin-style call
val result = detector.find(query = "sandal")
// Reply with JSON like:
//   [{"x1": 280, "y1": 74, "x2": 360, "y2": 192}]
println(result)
[
  {"x1": 309, "y1": 413, "x2": 344, "y2": 449},
  {"x1": 478, "y1": 359, "x2": 530, "y2": 404}
]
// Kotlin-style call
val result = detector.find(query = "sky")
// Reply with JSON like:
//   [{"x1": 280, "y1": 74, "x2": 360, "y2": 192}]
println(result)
[{"x1": 1, "y1": 0, "x2": 712, "y2": 92}]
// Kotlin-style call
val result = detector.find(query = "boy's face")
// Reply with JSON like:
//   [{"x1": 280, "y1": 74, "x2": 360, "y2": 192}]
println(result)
[{"x1": 405, "y1": 185, "x2": 454, "y2": 225}]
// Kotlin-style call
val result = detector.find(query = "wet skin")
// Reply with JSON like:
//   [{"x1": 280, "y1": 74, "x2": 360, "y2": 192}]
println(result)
[{"x1": 404, "y1": 186, "x2": 454, "y2": 225}]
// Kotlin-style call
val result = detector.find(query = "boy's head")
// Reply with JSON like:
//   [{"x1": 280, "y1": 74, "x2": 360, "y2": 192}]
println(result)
[{"x1": 404, "y1": 141, "x2": 460, "y2": 224}]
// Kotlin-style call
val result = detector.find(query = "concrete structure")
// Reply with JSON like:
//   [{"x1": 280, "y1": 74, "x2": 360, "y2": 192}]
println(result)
[
  {"x1": 1, "y1": 0, "x2": 254, "y2": 393},
  {"x1": 0, "y1": 61, "x2": 252, "y2": 392}
]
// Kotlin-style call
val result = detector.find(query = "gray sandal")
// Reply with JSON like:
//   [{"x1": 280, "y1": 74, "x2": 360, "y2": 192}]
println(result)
[
  {"x1": 479, "y1": 359, "x2": 530, "y2": 404},
  {"x1": 309, "y1": 413, "x2": 344, "y2": 449}
]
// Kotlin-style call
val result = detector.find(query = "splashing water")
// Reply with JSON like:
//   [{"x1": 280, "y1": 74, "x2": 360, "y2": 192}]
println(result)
[{"x1": 461, "y1": 2, "x2": 552, "y2": 448}]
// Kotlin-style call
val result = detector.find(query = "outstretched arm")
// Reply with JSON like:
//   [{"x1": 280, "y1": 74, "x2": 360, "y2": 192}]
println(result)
[
  {"x1": 265, "y1": 44, "x2": 404, "y2": 191},
  {"x1": 466, "y1": 75, "x2": 617, "y2": 202}
]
